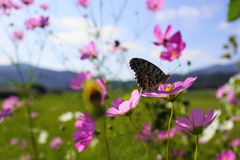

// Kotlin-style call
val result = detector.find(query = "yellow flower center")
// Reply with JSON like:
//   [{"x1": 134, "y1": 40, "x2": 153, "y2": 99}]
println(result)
[
  {"x1": 171, "y1": 50, "x2": 178, "y2": 56},
  {"x1": 165, "y1": 86, "x2": 174, "y2": 91},
  {"x1": 223, "y1": 158, "x2": 228, "y2": 160}
]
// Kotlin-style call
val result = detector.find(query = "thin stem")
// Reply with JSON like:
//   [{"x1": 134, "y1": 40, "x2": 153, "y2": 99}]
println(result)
[
  {"x1": 194, "y1": 135, "x2": 199, "y2": 160},
  {"x1": 25, "y1": 101, "x2": 39, "y2": 160},
  {"x1": 129, "y1": 115, "x2": 151, "y2": 160},
  {"x1": 167, "y1": 102, "x2": 174, "y2": 160},
  {"x1": 100, "y1": 117, "x2": 110, "y2": 160}
]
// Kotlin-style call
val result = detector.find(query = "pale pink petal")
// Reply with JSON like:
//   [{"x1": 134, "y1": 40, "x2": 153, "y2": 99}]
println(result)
[
  {"x1": 190, "y1": 108, "x2": 204, "y2": 127},
  {"x1": 164, "y1": 25, "x2": 173, "y2": 39},
  {"x1": 154, "y1": 25, "x2": 164, "y2": 42}
]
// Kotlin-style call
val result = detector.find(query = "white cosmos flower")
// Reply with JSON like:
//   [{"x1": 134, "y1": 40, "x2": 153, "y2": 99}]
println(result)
[
  {"x1": 58, "y1": 112, "x2": 73, "y2": 122},
  {"x1": 38, "y1": 130, "x2": 49, "y2": 144}
]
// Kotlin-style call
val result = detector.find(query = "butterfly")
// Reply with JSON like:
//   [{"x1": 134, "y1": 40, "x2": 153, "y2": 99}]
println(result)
[{"x1": 129, "y1": 58, "x2": 170, "y2": 90}]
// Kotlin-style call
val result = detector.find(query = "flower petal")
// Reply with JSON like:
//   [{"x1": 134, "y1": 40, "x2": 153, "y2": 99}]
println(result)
[
  {"x1": 154, "y1": 25, "x2": 163, "y2": 41},
  {"x1": 174, "y1": 117, "x2": 193, "y2": 132},
  {"x1": 190, "y1": 108, "x2": 204, "y2": 127},
  {"x1": 164, "y1": 25, "x2": 173, "y2": 39}
]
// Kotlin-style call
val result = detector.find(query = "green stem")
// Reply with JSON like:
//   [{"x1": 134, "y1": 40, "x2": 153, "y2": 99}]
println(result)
[
  {"x1": 100, "y1": 117, "x2": 110, "y2": 160},
  {"x1": 194, "y1": 135, "x2": 199, "y2": 160},
  {"x1": 129, "y1": 116, "x2": 151, "y2": 160},
  {"x1": 167, "y1": 102, "x2": 174, "y2": 160}
]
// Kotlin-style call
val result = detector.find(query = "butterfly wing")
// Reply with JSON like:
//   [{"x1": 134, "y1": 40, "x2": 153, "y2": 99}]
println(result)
[{"x1": 129, "y1": 58, "x2": 170, "y2": 90}]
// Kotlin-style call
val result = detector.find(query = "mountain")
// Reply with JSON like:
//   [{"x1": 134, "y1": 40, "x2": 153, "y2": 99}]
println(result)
[{"x1": 0, "y1": 63, "x2": 238, "y2": 94}]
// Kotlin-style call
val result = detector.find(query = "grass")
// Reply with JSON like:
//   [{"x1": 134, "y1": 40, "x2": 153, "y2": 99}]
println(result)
[{"x1": 0, "y1": 89, "x2": 238, "y2": 160}]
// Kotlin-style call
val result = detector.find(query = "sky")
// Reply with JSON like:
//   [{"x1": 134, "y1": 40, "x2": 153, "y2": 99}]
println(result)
[{"x1": 0, "y1": 0, "x2": 239, "y2": 81}]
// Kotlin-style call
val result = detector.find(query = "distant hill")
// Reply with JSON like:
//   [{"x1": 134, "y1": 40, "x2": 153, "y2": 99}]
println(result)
[{"x1": 0, "y1": 63, "x2": 238, "y2": 94}]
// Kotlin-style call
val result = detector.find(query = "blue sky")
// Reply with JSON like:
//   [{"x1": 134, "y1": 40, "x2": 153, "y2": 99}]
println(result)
[{"x1": 0, "y1": 0, "x2": 239, "y2": 81}]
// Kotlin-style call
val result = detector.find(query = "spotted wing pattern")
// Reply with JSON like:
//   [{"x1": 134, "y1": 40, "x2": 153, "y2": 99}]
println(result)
[{"x1": 129, "y1": 58, "x2": 170, "y2": 90}]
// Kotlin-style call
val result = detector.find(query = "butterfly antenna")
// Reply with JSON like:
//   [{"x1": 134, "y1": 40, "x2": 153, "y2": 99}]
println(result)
[{"x1": 169, "y1": 64, "x2": 181, "y2": 74}]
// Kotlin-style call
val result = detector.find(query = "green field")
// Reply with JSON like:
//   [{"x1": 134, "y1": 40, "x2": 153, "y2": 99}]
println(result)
[{"x1": 0, "y1": 89, "x2": 238, "y2": 160}]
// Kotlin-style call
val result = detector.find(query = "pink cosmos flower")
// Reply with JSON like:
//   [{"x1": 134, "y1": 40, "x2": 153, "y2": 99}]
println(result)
[
  {"x1": 158, "y1": 128, "x2": 177, "y2": 140},
  {"x1": 77, "y1": 0, "x2": 90, "y2": 7},
  {"x1": 96, "y1": 77, "x2": 107, "y2": 105},
  {"x1": 153, "y1": 24, "x2": 183, "y2": 47},
  {"x1": 10, "y1": 138, "x2": 19, "y2": 145},
  {"x1": 230, "y1": 138, "x2": 240, "y2": 147},
  {"x1": 50, "y1": 137, "x2": 62, "y2": 150},
  {"x1": 21, "y1": 0, "x2": 33, "y2": 5},
  {"x1": 0, "y1": 109, "x2": 12, "y2": 122},
  {"x1": 70, "y1": 71, "x2": 92, "y2": 90},
  {"x1": 79, "y1": 41, "x2": 98, "y2": 60},
  {"x1": 216, "y1": 85, "x2": 226, "y2": 99},
  {"x1": 105, "y1": 90, "x2": 141, "y2": 117},
  {"x1": 2, "y1": 96, "x2": 24, "y2": 111},
  {"x1": 0, "y1": 0, "x2": 12, "y2": 14},
  {"x1": 146, "y1": 0, "x2": 164, "y2": 12},
  {"x1": 40, "y1": 3, "x2": 48, "y2": 10},
  {"x1": 73, "y1": 112, "x2": 96, "y2": 152},
  {"x1": 142, "y1": 77, "x2": 197, "y2": 102},
  {"x1": 174, "y1": 108, "x2": 217, "y2": 135},
  {"x1": 215, "y1": 150, "x2": 235, "y2": 160},
  {"x1": 160, "y1": 41, "x2": 185, "y2": 61},
  {"x1": 38, "y1": 15, "x2": 49, "y2": 28},
  {"x1": 12, "y1": 30, "x2": 24, "y2": 41},
  {"x1": 18, "y1": 139, "x2": 27, "y2": 149},
  {"x1": 135, "y1": 123, "x2": 160, "y2": 144},
  {"x1": 30, "y1": 112, "x2": 39, "y2": 118},
  {"x1": 12, "y1": 2, "x2": 21, "y2": 9},
  {"x1": 19, "y1": 154, "x2": 30, "y2": 160},
  {"x1": 25, "y1": 18, "x2": 39, "y2": 30},
  {"x1": 110, "y1": 40, "x2": 128, "y2": 53},
  {"x1": 226, "y1": 89, "x2": 240, "y2": 105}
]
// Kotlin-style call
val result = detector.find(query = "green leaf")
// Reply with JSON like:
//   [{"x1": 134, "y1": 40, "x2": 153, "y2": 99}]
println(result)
[
  {"x1": 221, "y1": 53, "x2": 231, "y2": 59},
  {"x1": 227, "y1": 0, "x2": 240, "y2": 21},
  {"x1": 229, "y1": 36, "x2": 238, "y2": 53}
]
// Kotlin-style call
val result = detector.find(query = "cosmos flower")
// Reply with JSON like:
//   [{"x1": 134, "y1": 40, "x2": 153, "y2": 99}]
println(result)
[
  {"x1": 50, "y1": 137, "x2": 62, "y2": 150},
  {"x1": 105, "y1": 90, "x2": 141, "y2": 117},
  {"x1": 96, "y1": 77, "x2": 107, "y2": 105},
  {"x1": 21, "y1": 0, "x2": 34, "y2": 5},
  {"x1": 216, "y1": 85, "x2": 226, "y2": 99},
  {"x1": 174, "y1": 108, "x2": 217, "y2": 135},
  {"x1": 12, "y1": 30, "x2": 24, "y2": 41},
  {"x1": 146, "y1": 0, "x2": 164, "y2": 12},
  {"x1": 79, "y1": 41, "x2": 98, "y2": 60},
  {"x1": 160, "y1": 41, "x2": 185, "y2": 61},
  {"x1": 215, "y1": 150, "x2": 235, "y2": 160},
  {"x1": 135, "y1": 123, "x2": 159, "y2": 144},
  {"x1": 230, "y1": 138, "x2": 240, "y2": 147},
  {"x1": 153, "y1": 24, "x2": 183, "y2": 47},
  {"x1": 73, "y1": 112, "x2": 96, "y2": 152},
  {"x1": 0, "y1": 109, "x2": 12, "y2": 122},
  {"x1": 77, "y1": 0, "x2": 90, "y2": 7},
  {"x1": 2, "y1": 96, "x2": 24, "y2": 111},
  {"x1": 40, "y1": 3, "x2": 48, "y2": 10},
  {"x1": 142, "y1": 77, "x2": 197, "y2": 102},
  {"x1": 70, "y1": 71, "x2": 92, "y2": 90}
]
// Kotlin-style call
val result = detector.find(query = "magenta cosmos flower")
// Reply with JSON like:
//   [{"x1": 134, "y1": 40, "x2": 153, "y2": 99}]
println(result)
[
  {"x1": 174, "y1": 108, "x2": 217, "y2": 135},
  {"x1": 160, "y1": 41, "x2": 185, "y2": 61},
  {"x1": 215, "y1": 150, "x2": 235, "y2": 160},
  {"x1": 70, "y1": 71, "x2": 92, "y2": 90},
  {"x1": 77, "y1": 0, "x2": 90, "y2": 7},
  {"x1": 12, "y1": 30, "x2": 24, "y2": 41},
  {"x1": 25, "y1": 18, "x2": 39, "y2": 30},
  {"x1": 230, "y1": 138, "x2": 240, "y2": 147},
  {"x1": 73, "y1": 112, "x2": 96, "y2": 152},
  {"x1": 79, "y1": 41, "x2": 98, "y2": 60},
  {"x1": 0, "y1": 0, "x2": 12, "y2": 14},
  {"x1": 146, "y1": 0, "x2": 164, "y2": 12},
  {"x1": 153, "y1": 24, "x2": 183, "y2": 47},
  {"x1": 105, "y1": 89, "x2": 141, "y2": 117},
  {"x1": 2, "y1": 96, "x2": 24, "y2": 111},
  {"x1": 216, "y1": 85, "x2": 226, "y2": 99},
  {"x1": 142, "y1": 77, "x2": 197, "y2": 102},
  {"x1": 0, "y1": 109, "x2": 13, "y2": 123},
  {"x1": 135, "y1": 123, "x2": 159, "y2": 144},
  {"x1": 21, "y1": 0, "x2": 34, "y2": 5},
  {"x1": 38, "y1": 15, "x2": 49, "y2": 28},
  {"x1": 50, "y1": 137, "x2": 62, "y2": 150},
  {"x1": 40, "y1": 3, "x2": 48, "y2": 10}
]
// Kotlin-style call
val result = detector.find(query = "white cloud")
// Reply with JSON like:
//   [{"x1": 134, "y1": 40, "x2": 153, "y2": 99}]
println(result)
[
  {"x1": 123, "y1": 42, "x2": 145, "y2": 53},
  {"x1": 180, "y1": 49, "x2": 201, "y2": 61},
  {"x1": 156, "y1": 4, "x2": 218, "y2": 22},
  {"x1": 49, "y1": 17, "x2": 124, "y2": 45},
  {"x1": 218, "y1": 21, "x2": 230, "y2": 30}
]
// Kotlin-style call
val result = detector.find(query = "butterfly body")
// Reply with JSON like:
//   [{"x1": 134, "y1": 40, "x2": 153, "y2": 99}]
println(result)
[{"x1": 129, "y1": 58, "x2": 170, "y2": 90}]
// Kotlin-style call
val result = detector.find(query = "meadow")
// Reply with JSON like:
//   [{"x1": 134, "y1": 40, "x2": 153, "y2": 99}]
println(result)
[{"x1": 1, "y1": 88, "x2": 238, "y2": 160}]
